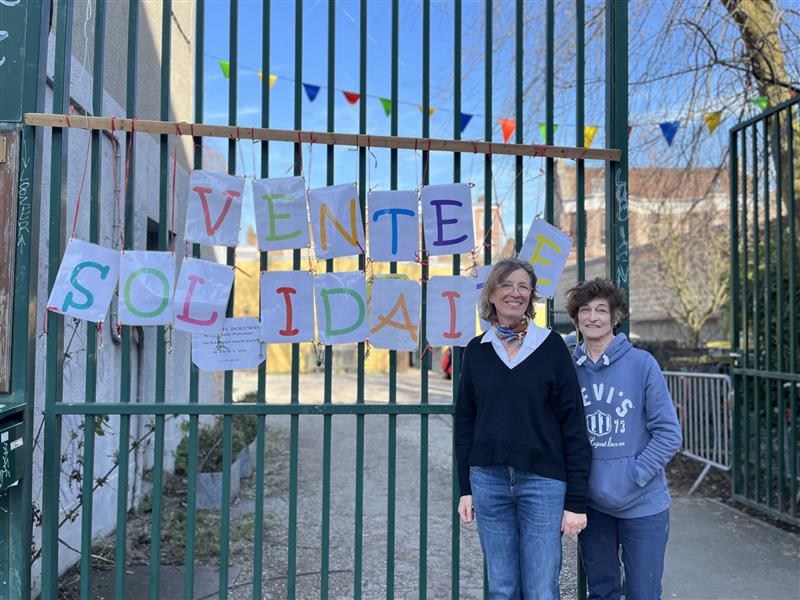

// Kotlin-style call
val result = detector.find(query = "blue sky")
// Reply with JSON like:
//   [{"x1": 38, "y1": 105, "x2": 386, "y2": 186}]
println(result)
[{"x1": 198, "y1": 0, "x2": 797, "y2": 244}]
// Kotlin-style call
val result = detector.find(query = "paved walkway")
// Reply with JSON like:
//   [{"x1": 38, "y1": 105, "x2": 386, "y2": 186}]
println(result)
[{"x1": 135, "y1": 372, "x2": 798, "y2": 599}]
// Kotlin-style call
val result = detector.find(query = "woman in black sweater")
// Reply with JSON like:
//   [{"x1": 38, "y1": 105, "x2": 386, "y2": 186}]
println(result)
[{"x1": 455, "y1": 257, "x2": 591, "y2": 599}]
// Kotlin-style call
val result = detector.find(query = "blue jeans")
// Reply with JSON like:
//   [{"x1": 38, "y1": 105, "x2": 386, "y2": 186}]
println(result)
[
  {"x1": 469, "y1": 465, "x2": 566, "y2": 600},
  {"x1": 579, "y1": 506, "x2": 670, "y2": 600}
]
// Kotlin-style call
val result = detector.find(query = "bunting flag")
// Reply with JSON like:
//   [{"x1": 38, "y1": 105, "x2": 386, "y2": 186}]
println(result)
[
  {"x1": 343, "y1": 91, "x2": 361, "y2": 105},
  {"x1": 584, "y1": 125, "x2": 598, "y2": 148},
  {"x1": 379, "y1": 98, "x2": 392, "y2": 116},
  {"x1": 460, "y1": 113, "x2": 473, "y2": 133},
  {"x1": 703, "y1": 111, "x2": 722, "y2": 134},
  {"x1": 257, "y1": 72, "x2": 279, "y2": 89},
  {"x1": 303, "y1": 83, "x2": 321, "y2": 102},
  {"x1": 659, "y1": 121, "x2": 680, "y2": 146},
  {"x1": 751, "y1": 96, "x2": 768, "y2": 111},
  {"x1": 418, "y1": 105, "x2": 436, "y2": 117},
  {"x1": 499, "y1": 118, "x2": 516, "y2": 143},
  {"x1": 218, "y1": 60, "x2": 230, "y2": 78},
  {"x1": 538, "y1": 123, "x2": 558, "y2": 142}
]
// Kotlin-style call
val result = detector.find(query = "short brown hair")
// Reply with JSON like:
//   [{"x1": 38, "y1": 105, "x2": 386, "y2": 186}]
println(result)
[
  {"x1": 565, "y1": 278, "x2": 629, "y2": 327},
  {"x1": 478, "y1": 257, "x2": 539, "y2": 323}
]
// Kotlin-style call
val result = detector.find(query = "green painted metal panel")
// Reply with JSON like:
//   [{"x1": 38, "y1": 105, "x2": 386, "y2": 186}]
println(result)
[{"x1": 0, "y1": 0, "x2": 29, "y2": 122}]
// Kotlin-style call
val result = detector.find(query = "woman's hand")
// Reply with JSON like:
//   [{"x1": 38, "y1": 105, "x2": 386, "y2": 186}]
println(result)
[
  {"x1": 561, "y1": 510, "x2": 587, "y2": 536},
  {"x1": 458, "y1": 495, "x2": 475, "y2": 524}
]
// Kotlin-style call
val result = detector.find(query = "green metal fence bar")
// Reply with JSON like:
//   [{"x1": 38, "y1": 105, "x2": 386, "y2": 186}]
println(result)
[
  {"x1": 773, "y1": 115, "x2": 785, "y2": 513},
  {"x1": 420, "y1": 2, "x2": 431, "y2": 597},
  {"x1": 751, "y1": 123, "x2": 761, "y2": 504},
  {"x1": 576, "y1": 0, "x2": 586, "y2": 283},
  {"x1": 514, "y1": 0, "x2": 523, "y2": 252},
  {"x1": 451, "y1": 1, "x2": 463, "y2": 597},
  {"x1": 762, "y1": 116, "x2": 772, "y2": 508},
  {"x1": 740, "y1": 128, "x2": 749, "y2": 500},
  {"x1": 40, "y1": 2, "x2": 73, "y2": 595},
  {"x1": 484, "y1": 0, "x2": 492, "y2": 269},
  {"x1": 545, "y1": 0, "x2": 555, "y2": 324},
  {"x1": 786, "y1": 108, "x2": 798, "y2": 518},
  {"x1": 54, "y1": 404, "x2": 456, "y2": 416},
  {"x1": 15, "y1": 2, "x2": 49, "y2": 596},
  {"x1": 183, "y1": 2, "x2": 204, "y2": 596},
  {"x1": 79, "y1": 1, "x2": 106, "y2": 595},
  {"x1": 320, "y1": 1, "x2": 335, "y2": 597},
  {"x1": 730, "y1": 127, "x2": 741, "y2": 500},
  {"x1": 218, "y1": 3, "x2": 239, "y2": 597},
  {"x1": 148, "y1": 1, "x2": 173, "y2": 595},
  {"x1": 288, "y1": 1, "x2": 303, "y2": 596},
  {"x1": 253, "y1": 1, "x2": 270, "y2": 594}
]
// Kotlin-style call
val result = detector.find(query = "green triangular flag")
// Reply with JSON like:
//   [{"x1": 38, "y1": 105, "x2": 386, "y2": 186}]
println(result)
[
  {"x1": 379, "y1": 98, "x2": 392, "y2": 117},
  {"x1": 218, "y1": 60, "x2": 230, "y2": 79},
  {"x1": 538, "y1": 123, "x2": 559, "y2": 142},
  {"x1": 751, "y1": 95, "x2": 768, "y2": 111}
]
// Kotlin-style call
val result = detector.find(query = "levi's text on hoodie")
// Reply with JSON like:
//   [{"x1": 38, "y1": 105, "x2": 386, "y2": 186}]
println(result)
[{"x1": 573, "y1": 333, "x2": 682, "y2": 519}]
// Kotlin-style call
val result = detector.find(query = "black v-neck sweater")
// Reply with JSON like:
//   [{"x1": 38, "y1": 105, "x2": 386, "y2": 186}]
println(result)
[{"x1": 455, "y1": 330, "x2": 591, "y2": 513}]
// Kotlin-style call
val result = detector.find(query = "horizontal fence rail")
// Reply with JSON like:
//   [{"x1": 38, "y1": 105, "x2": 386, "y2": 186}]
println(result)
[{"x1": 665, "y1": 371, "x2": 732, "y2": 494}]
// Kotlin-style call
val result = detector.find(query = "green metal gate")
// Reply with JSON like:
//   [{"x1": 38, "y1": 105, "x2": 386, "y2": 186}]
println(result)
[
  {"x1": 729, "y1": 95, "x2": 799, "y2": 526},
  {"x1": 1, "y1": 1, "x2": 629, "y2": 598}
]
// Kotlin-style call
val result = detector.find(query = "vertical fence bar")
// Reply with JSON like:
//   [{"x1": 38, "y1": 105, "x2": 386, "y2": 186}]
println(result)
[
  {"x1": 730, "y1": 127, "x2": 741, "y2": 501},
  {"x1": 762, "y1": 117, "x2": 772, "y2": 508},
  {"x1": 218, "y1": 3, "x2": 239, "y2": 597},
  {"x1": 751, "y1": 124, "x2": 761, "y2": 503},
  {"x1": 40, "y1": 2, "x2": 73, "y2": 595},
  {"x1": 79, "y1": 1, "x2": 106, "y2": 595},
  {"x1": 148, "y1": 1, "x2": 173, "y2": 595},
  {"x1": 252, "y1": 1, "x2": 270, "y2": 596},
  {"x1": 184, "y1": 3, "x2": 204, "y2": 597},
  {"x1": 320, "y1": 2, "x2": 335, "y2": 597},
  {"x1": 514, "y1": 0, "x2": 523, "y2": 252},
  {"x1": 576, "y1": 0, "x2": 586, "y2": 284},
  {"x1": 451, "y1": 1, "x2": 463, "y2": 597},
  {"x1": 545, "y1": 0, "x2": 555, "y2": 324},
  {"x1": 786, "y1": 108, "x2": 797, "y2": 517},
  {"x1": 354, "y1": 2, "x2": 368, "y2": 597},
  {"x1": 773, "y1": 115, "x2": 785, "y2": 512},
  {"x1": 739, "y1": 127, "x2": 749, "y2": 499},
  {"x1": 288, "y1": 0, "x2": 303, "y2": 595},
  {"x1": 420, "y1": 2, "x2": 431, "y2": 597},
  {"x1": 484, "y1": 0, "x2": 492, "y2": 269}
]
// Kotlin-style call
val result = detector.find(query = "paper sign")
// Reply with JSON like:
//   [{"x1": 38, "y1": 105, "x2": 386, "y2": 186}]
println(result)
[
  {"x1": 421, "y1": 183, "x2": 475, "y2": 256},
  {"x1": 46, "y1": 239, "x2": 120, "y2": 323},
  {"x1": 314, "y1": 271, "x2": 369, "y2": 345},
  {"x1": 172, "y1": 258, "x2": 233, "y2": 335},
  {"x1": 368, "y1": 190, "x2": 419, "y2": 262},
  {"x1": 369, "y1": 278, "x2": 420, "y2": 350},
  {"x1": 184, "y1": 170, "x2": 245, "y2": 247},
  {"x1": 518, "y1": 218, "x2": 572, "y2": 298},
  {"x1": 261, "y1": 270, "x2": 315, "y2": 343},
  {"x1": 118, "y1": 251, "x2": 175, "y2": 325},
  {"x1": 191, "y1": 317, "x2": 266, "y2": 371},
  {"x1": 252, "y1": 176, "x2": 310, "y2": 251},
  {"x1": 308, "y1": 183, "x2": 366, "y2": 260},
  {"x1": 426, "y1": 276, "x2": 478, "y2": 347},
  {"x1": 474, "y1": 264, "x2": 492, "y2": 332}
]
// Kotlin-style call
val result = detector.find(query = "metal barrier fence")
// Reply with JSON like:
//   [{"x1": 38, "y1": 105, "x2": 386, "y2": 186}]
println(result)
[
  {"x1": 664, "y1": 371, "x2": 732, "y2": 494},
  {"x1": 1, "y1": 0, "x2": 630, "y2": 598}
]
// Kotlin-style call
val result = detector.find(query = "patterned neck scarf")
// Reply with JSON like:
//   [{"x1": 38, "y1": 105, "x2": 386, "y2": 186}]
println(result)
[{"x1": 494, "y1": 317, "x2": 529, "y2": 346}]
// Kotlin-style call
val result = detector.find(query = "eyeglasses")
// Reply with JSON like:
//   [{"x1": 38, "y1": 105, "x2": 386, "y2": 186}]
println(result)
[{"x1": 497, "y1": 281, "x2": 532, "y2": 295}]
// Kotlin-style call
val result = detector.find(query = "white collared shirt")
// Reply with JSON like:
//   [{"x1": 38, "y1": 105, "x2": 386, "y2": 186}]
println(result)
[{"x1": 482, "y1": 323, "x2": 551, "y2": 368}]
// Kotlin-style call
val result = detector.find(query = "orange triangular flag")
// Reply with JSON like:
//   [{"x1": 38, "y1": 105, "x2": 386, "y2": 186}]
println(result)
[
  {"x1": 499, "y1": 118, "x2": 516, "y2": 143},
  {"x1": 704, "y1": 111, "x2": 722, "y2": 134}
]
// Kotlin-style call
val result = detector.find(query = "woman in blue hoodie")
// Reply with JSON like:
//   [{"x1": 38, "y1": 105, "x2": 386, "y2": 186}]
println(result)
[{"x1": 565, "y1": 279, "x2": 682, "y2": 600}]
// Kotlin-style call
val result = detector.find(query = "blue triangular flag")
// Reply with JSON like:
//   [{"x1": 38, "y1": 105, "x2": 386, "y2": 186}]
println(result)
[
  {"x1": 460, "y1": 112, "x2": 473, "y2": 133},
  {"x1": 303, "y1": 83, "x2": 321, "y2": 102},
  {"x1": 659, "y1": 121, "x2": 680, "y2": 146}
]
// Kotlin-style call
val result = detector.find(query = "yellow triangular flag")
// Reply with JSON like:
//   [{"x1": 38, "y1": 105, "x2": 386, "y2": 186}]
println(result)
[
  {"x1": 704, "y1": 111, "x2": 722, "y2": 134},
  {"x1": 584, "y1": 125, "x2": 598, "y2": 148},
  {"x1": 417, "y1": 105, "x2": 435, "y2": 117},
  {"x1": 257, "y1": 73, "x2": 279, "y2": 90}
]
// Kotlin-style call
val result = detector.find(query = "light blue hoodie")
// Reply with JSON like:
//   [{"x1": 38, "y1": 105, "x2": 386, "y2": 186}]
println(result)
[{"x1": 574, "y1": 333, "x2": 682, "y2": 519}]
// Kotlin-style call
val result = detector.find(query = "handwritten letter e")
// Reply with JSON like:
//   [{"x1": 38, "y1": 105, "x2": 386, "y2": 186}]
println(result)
[
  {"x1": 421, "y1": 184, "x2": 475, "y2": 256},
  {"x1": 518, "y1": 218, "x2": 572, "y2": 298}
]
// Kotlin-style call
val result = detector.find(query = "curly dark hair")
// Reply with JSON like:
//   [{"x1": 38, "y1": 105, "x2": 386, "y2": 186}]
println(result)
[{"x1": 565, "y1": 278, "x2": 629, "y2": 327}]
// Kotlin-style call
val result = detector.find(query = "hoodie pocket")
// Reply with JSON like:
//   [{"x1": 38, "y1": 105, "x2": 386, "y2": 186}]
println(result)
[{"x1": 588, "y1": 456, "x2": 643, "y2": 512}]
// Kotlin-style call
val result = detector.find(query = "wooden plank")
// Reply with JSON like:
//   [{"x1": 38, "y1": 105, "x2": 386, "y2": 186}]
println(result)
[
  {"x1": 23, "y1": 113, "x2": 622, "y2": 162},
  {"x1": 0, "y1": 130, "x2": 20, "y2": 394}
]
